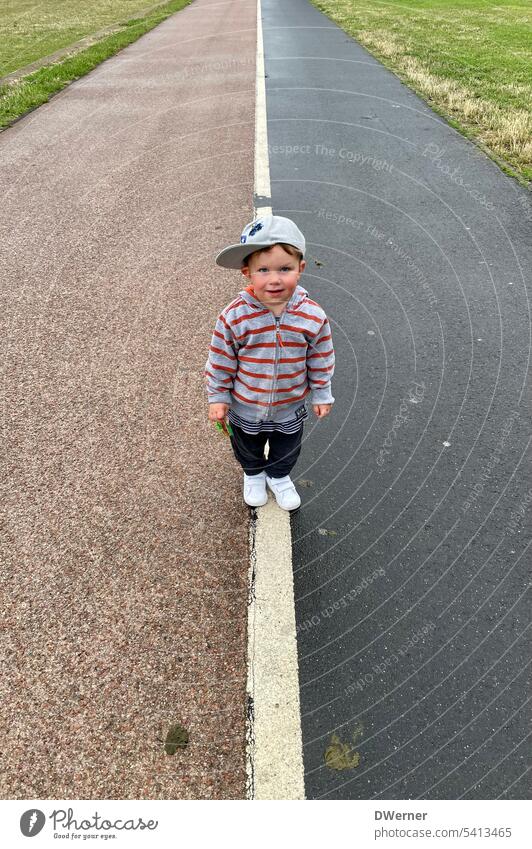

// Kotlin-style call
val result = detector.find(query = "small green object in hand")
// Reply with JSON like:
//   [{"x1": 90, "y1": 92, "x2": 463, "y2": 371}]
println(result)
[{"x1": 214, "y1": 419, "x2": 233, "y2": 437}]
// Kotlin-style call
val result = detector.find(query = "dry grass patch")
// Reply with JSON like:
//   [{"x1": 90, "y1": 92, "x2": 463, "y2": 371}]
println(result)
[{"x1": 358, "y1": 30, "x2": 532, "y2": 173}]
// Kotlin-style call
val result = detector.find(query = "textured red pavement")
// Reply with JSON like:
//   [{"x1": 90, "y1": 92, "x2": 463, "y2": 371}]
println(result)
[{"x1": 0, "y1": 0, "x2": 256, "y2": 799}]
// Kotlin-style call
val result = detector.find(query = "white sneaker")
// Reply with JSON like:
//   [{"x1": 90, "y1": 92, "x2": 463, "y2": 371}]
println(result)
[
  {"x1": 243, "y1": 471, "x2": 268, "y2": 507},
  {"x1": 266, "y1": 474, "x2": 301, "y2": 511}
]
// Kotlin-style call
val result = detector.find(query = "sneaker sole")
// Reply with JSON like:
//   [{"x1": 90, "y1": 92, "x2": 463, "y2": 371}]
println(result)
[{"x1": 244, "y1": 498, "x2": 268, "y2": 507}]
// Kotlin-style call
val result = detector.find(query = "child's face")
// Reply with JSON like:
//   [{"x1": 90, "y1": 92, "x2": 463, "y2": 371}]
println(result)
[{"x1": 241, "y1": 244, "x2": 306, "y2": 310}]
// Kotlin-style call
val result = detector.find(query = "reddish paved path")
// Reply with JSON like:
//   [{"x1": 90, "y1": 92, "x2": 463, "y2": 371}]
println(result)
[{"x1": 0, "y1": 0, "x2": 256, "y2": 799}]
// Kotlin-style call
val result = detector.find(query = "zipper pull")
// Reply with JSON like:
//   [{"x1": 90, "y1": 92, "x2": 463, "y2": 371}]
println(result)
[{"x1": 275, "y1": 317, "x2": 284, "y2": 347}]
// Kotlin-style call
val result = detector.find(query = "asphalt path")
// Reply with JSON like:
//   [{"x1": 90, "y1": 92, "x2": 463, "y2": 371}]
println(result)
[{"x1": 262, "y1": 0, "x2": 531, "y2": 799}]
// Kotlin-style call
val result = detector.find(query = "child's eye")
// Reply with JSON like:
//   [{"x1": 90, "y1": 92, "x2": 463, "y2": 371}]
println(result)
[{"x1": 254, "y1": 266, "x2": 294, "y2": 273}]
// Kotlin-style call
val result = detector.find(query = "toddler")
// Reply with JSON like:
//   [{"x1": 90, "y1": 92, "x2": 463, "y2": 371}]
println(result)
[{"x1": 204, "y1": 214, "x2": 335, "y2": 510}]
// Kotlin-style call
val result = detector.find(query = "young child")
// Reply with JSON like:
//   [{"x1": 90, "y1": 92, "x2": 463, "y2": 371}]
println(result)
[{"x1": 204, "y1": 214, "x2": 335, "y2": 510}]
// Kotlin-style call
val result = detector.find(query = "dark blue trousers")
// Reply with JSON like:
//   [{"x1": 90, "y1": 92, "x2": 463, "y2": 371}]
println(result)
[{"x1": 229, "y1": 423, "x2": 304, "y2": 478}]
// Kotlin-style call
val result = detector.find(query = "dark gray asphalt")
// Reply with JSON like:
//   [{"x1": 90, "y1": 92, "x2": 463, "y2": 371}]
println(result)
[{"x1": 262, "y1": 0, "x2": 531, "y2": 800}]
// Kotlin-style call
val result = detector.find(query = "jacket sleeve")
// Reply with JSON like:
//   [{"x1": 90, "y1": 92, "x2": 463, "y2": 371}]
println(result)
[
  {"x1": 204, "y1": 311, "x2": 238, "y2": 404},
  {"x1": 307, "y1": 316, "x2": 335, "y2": 405}
]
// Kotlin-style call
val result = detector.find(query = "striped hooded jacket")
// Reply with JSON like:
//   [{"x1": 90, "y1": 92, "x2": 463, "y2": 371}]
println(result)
[{"x1": 204, "y1": 283, "x2": 335, "y2": 424}]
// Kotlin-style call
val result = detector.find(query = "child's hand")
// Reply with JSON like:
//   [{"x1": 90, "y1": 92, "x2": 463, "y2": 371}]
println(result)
[
  {"x1": 313, "y1": 404, "x2": 332, "y2": 419},
  {"x1": 208, "y1": 402, "x2": 229, "y2": 423}
]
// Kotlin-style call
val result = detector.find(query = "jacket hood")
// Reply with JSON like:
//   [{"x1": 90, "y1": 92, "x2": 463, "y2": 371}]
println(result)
[{"x1": 239, "y1": 283, "x2": 310, "y2": 312}]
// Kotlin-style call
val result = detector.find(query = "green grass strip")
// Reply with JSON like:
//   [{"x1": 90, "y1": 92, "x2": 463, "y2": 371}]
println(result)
[{"x1": 0, "y1": 0, "x2": 192, "y2": 130}]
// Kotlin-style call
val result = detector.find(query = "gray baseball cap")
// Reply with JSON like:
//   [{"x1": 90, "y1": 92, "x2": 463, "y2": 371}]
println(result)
[{"x1": 215, "y1": 214, "x2": 306, "y2": 269}]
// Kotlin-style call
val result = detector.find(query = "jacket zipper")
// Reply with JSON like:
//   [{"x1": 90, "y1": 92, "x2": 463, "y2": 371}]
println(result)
[{"x1": 265, "y1": 312, "x2": 285, "y2": 419}]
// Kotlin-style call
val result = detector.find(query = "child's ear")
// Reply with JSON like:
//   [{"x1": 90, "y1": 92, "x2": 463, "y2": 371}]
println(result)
[
  {"x1": 299, "y1": 259, "x2": 306, "y2": 273},
  {"x1": 241, "y1": 265, "x2": 251, "y2": 279}
]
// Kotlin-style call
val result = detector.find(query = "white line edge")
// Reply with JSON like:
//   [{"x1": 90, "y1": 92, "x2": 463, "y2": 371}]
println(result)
[{"x1": 245, "y1": 0, "x2": 305, "y2": 801}]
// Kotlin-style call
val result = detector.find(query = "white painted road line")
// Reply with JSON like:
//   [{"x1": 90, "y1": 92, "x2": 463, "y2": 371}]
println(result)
[
  {"x1": 254, "y1": 0, "x2": 273, "y2": 217},
  {"x1": 247, "y1": 499, "x2": 305, "y2": 800},
  {"x1": 245, "y1": 0, "x2": 305, "y2": 801}
]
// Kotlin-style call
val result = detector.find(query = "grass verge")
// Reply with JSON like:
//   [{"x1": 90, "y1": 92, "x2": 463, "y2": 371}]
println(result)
[
  {"x1": 0, "y1": 0, "x2": 192, "y2": 130},
  {"x1": 309, "y1": 0, "x2": 532, "y2": 185}
]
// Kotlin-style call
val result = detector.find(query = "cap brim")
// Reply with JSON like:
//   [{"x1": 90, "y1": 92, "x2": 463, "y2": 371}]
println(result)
[{"x1": 215, "y1": 242, "x2": 277, "y2": 269}]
